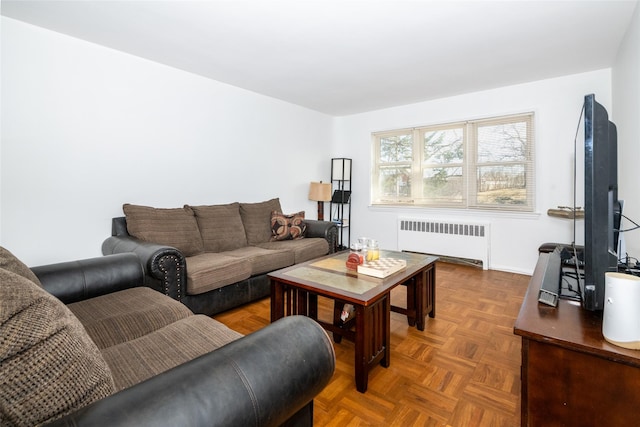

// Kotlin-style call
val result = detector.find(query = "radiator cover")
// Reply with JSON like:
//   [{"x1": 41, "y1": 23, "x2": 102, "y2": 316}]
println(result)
[{"x1": 397, "y1": 218, "x2": 490, "y2": 270}]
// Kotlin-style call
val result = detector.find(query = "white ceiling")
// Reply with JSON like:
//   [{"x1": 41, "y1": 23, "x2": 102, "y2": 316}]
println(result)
[{"x1": 2, "y1": 0, "x2": 637, "y2": 116}]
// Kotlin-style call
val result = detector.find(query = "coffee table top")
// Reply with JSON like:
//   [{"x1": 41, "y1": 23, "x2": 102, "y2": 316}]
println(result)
[{"x1": 268, "y1": 250, "x2": 437, "y2": 305}]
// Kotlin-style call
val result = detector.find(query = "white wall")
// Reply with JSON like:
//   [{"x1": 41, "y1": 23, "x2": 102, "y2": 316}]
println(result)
[
  {"x1": 613, "y1": 1, "x2": 640, "y2": 261},
  {"x1": 1, "y1": 18, "x2": 333, "y2": 265},
  {"x1": 3, "y1": 14, "x2": 636, "y2": 275},
  {"x1": 333, "y1": 70, "x2": 612, "y2": 274}
]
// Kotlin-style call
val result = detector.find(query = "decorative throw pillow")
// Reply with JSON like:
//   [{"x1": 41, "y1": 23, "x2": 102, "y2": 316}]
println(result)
[
  {"x1": 0, "y1": 246, "x2": 42, "y2": 286},
  {"x1": 239, "y1": 198, "x2": 283, "y2": 245},
  {"x1": 189, "y1": 203, "x2": 248, "y2": 252},
  {"x1": 0, "y1": 268, "x2": 116, "y2": 426},
  {"x1": 123, "y1": 204, "x2": 204, "y2": 256},
  {"x1": 271, "y1": 211, "x2": 306, "y2": 241}
]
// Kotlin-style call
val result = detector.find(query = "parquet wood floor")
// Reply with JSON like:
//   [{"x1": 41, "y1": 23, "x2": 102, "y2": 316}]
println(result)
[{"x1": 214, "y1": 261, "x2": 530, "y2": 427}]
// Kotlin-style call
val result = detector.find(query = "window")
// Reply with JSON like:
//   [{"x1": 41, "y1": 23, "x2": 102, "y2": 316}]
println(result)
[{"x1": 372, "y1": 113, "x2": 534, "y2": 211}]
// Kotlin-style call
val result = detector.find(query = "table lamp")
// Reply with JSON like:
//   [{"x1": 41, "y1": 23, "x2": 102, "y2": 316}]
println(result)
[{"x1": 308, "y1": 181, "x2": 331, "y2": 221}]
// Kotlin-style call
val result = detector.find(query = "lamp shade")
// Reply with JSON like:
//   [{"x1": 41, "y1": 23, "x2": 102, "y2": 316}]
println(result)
[{"x1": 308, "y1": 182, "x2": 331, "y2": 201}]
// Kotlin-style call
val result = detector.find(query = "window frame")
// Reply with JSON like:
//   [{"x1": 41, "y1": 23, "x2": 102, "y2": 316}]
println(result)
[{"x1": 371, "y1": 112, "x2": 535, "y2": 212}]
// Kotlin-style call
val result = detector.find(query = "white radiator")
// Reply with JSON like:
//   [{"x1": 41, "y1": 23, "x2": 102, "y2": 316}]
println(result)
[{"x1": 397, "y1": 218, "x2": 490, "y2": 270}]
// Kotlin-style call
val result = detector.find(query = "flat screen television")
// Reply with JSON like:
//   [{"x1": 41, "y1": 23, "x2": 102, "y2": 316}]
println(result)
[{"x1": 582, "y1": 93, "x2": 622, "y2": 311}]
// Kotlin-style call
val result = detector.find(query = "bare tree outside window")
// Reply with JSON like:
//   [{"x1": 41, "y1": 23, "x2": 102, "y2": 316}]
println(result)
[
  {"x1": 372, "y1": 113, "x2": 534, "y2": 211},
  {"x1": 378, "y1": 134, "x2": 412, "y2": 200},
  {"x1": 422, "y1": 128, "x2": 464, "y2": 203},
  {"x1": 476, "y1": 120, "x2": 530, "y2": 206}
]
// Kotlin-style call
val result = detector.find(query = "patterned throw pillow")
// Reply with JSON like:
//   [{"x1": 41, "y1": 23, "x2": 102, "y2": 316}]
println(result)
[{"x1": 270, "y1": 211, "x2": 306, "y2": 241}]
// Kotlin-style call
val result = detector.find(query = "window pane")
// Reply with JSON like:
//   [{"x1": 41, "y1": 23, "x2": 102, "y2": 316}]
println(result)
[
  {"x1": 423, "y1": 166, "x2": 463, "y2": 202},
  {"x1": 379, "y1": 166, "x2": 411, "y2": 198},
  {"x1": 371, "y1": 112, "x2": 533, "y2": 210},
  {"x1": 380, "y1": 134, "x2": 412, "y2": 163},
  {"x1": 477, "y1": 121, "x2": 528, "y2": 163},
  {"x1": 476, "y1": 164, "x2": 526, "y2": 205},
  {"x1": 424, "y1": 128, "x2": 463, "y2": 164}
]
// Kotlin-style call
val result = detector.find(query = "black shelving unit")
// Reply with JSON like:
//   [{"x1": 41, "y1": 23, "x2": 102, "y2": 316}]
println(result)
[{"x1": 330, "y1": 158, "x2": 352, "y2": 250}]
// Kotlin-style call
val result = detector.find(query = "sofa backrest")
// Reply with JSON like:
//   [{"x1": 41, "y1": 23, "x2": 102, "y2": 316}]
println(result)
[
  {"x1": 189, "y1": 202, "x2": 248, "y2": 252},
  {"x1": 123, "y1": 204, "x2": 204, "y2": 256},
  {"x1": 0, "y1": 247, "x2": 116, "y2": 426},
  {"x1": 119, "y1": 198, "x2": 286, "y2": 254},
  {"x1": 239, "y1": 198, "x2": 283, "y2": 245}
]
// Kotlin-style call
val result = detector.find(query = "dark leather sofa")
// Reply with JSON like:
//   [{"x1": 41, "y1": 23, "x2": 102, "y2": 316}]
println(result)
[
  {"x1": 1, "y1": 247, "x2": 335, "y2": 426},
  {"x1": 102, "y1": 199, "x2": 338, "y2": 316}
]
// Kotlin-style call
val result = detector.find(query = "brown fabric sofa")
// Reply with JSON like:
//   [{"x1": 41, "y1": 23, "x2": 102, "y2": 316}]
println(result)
[
  {"x1": 102, "y1": 198, "x2": 338, "y2": 315},
  {"x1": 0, "y1": 247, "x2": 335, "y2": 427}
]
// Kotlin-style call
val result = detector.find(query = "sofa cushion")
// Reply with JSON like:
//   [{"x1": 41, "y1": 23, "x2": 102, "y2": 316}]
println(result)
[
  {"x1": 123, "y1": 204, "x2": 204, "y2": 256},
  {"x1": 256, "y1": 237, "x2": 330, "y2": 264},
  {"x1": 102, "y1": 315, "x2": 242, "y2": 390},
  {"x1": 0, "y1": 268, "x2": 115, "y2": 426},
  {"x1": 0, "y1": 246, "x2": 42, "y2": 286},
  {"x1": 67, "y1": 287, "x2": 194, "y2": 349},
  {"x1": 223, "y1": 246, "x2": 295, "y2": 276},
  {"x1": 240, "y1": 198, "x2": 282, "y2": 245},
  {"x1": 271, "y1": 211, "x2": 307, "y2": 241},
  {"x1": 186, "y1": 253, "x2": 252, "y2": 295},
  {"x1": 190, "y1": 203, "x2": 248, "y2": 252}
]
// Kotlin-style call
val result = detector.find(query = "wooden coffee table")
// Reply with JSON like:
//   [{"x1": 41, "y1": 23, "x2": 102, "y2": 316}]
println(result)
[{"x1": 269, "y1": 250, "x2": 437, "y2": 392}]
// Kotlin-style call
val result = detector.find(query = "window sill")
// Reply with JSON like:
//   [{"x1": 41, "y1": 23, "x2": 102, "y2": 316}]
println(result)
[{"x1": 367, "y1": 204, "x2": 542, "y2": 220}]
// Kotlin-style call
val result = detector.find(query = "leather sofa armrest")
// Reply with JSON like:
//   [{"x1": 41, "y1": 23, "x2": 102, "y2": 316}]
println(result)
[
  {"x1": 31, "y1": 253, "x2": 144, "y2": 304},
  {"x1": 45, "y1": 315, "x2": 336, "y2": 427},
  {"x1": 305, "y1": 220, "x2": 339, "y2": 253},
  {"x1": 102, "y1": 217, "x2": 186, "y2": 300}
]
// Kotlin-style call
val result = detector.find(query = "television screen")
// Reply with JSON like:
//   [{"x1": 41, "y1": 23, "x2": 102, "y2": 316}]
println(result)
[{"x1": 582, "y1": 94, "x2": 621, "y2": 311}]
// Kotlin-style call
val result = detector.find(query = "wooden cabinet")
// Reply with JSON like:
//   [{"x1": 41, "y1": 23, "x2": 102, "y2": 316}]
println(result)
[{"x1": 514, "y1": 253, "x2": 640, "y2": 426}]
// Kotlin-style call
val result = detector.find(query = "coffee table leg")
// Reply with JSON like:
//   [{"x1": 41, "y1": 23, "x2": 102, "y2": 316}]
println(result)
[
  {"x1": 355, "y1": 303, "x2": 368, "y2": 393},
  {"x1": 406, "y1": 277, "x2": 417, "y2": 327},
  {"x1": 429, "y1": 265, "x2": 436, "y2": 318},
  {"x1": 308, "y1": 293, "x2": 318, "y2": 320},
  {"x1": 354, "y1": 296, "x2": 391, "y2": 393},
  {"x1": 415, "y1": 271, "x2": 426, "y2": 331},
  {"x1": 332, "y1": 300, "x2": 344, "y2": 343},
  {"x1": 270, "y1": 280, "x2": 285, "y2": 323},
  {"x1": 415, "y1": 265, "x2": 437, "y2": 329},
  {"x1": 295, "y1": 289, "x2": 308, "y2": 316},
  {"x1": 382, "y1": 296, "x2": 391, "y2": 368}
]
